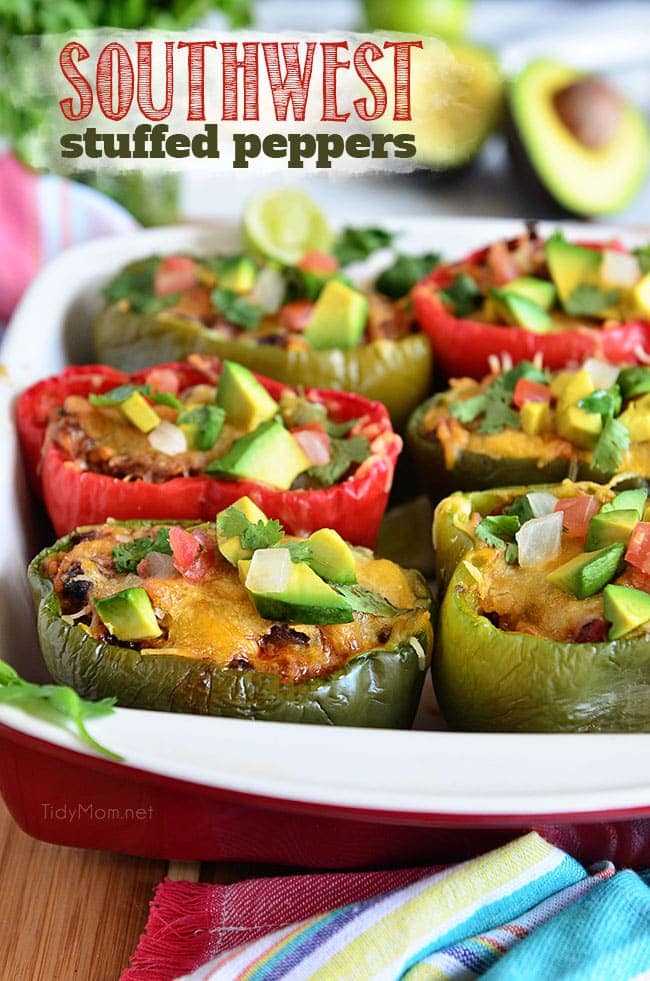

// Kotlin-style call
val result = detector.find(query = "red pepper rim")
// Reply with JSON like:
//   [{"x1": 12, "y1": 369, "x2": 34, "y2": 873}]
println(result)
[
  {"x1": 16, "y1": 359, "x2": 401, "y2": 548},
  {"x1": 413, "y1": 237, "x2": 650, "y2": 379}
]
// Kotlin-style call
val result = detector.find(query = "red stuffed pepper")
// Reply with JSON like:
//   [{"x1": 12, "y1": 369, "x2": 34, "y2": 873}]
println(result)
[
  {"x1": 413, "y1": 225, "x2": 650, "y2": 379},
  {"x1": 16, "y1": 357, "x2": 401, "y2": 548}
]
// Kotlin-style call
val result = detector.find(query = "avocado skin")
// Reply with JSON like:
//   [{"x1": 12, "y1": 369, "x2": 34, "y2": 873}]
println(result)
[
  {"x1": 93, "y1": 305, "x2": 433, "y2": 431},
  {"x1": 29, "y1": 531, "x2": 433, "y2": 729},
  {"x1": 435, "y1": 559, "x2": 650, "y2": 732}
]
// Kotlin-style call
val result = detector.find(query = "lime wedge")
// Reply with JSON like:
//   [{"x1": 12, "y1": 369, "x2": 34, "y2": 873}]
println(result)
[{"x1": 243, "y1": 189, "x2": 333, "y2": 266}]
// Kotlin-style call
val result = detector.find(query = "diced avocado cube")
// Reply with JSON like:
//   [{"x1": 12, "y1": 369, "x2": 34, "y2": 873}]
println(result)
[
  {"x1": 218, "y1": 256, "x2": 257, "y2": 294},
  {"x1": 545, "y1": 233, "x2": 602, "y2": 308},
  {"x1": 303, "y1": 280, "x2": 368, "y2": 351},
  {"x1": 246, "y1": 559, "x2": 354, "y2": 625},
  {"x1": 556, "y1": 370, "x2": 595, "y2": 413},
  {"x1": 216, "y1": 495, "x2": 268, "y2": 566},
  {"x1": 604, "y1": 584, "x2": 650, "y2": 640},
  {"x1": 617, "y1": 366, "x2": 650, "y2": 401},
  {"x1": 94, "y1": 587, "x2": 161, "y2": 641},
  {"x1": 208, "y1": 420, "x2": 311, "y2": 489},
  {"x1": 216, "y1": 360, "x2": 279, "y2": 433},
  {"x1": 632, "y1": 273, "x2": 650, "y2": 318},
  {"x1": 501, "y1": 276, "x2": 557, "y2": 311},
  {"x1": 546, "y1": 542, "x2": 624, "y2": 599},
  {"x1": 585, "y1": 509, "x2": 639, "y2": 551},
  {"x1": 120, "y1": 391, "x2": 160, "y2": 433},
  {"x1": 618, "y1": 393, "x2": 650, "y2": 442},
  {"x1": 520, "y1": 401, "x2": 551, "y2": 436},
  {"x1": 549, "y1": 370, "x2": 576, "y2": 400},
  {"x1": 488, "y1": 288, "x2": 552, "y2": 333},
  {"x1": 601, "y1": 488, "x2": 648, "y2": 519},
  {"x1": 557, "y1": 404, "x2": 602, "y2": 449},
  {"x1": 304, "y1": 528, "x2": 357, "y2": 584}
]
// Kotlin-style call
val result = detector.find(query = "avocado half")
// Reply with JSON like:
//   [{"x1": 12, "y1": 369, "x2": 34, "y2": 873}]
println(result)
[
  {"x1": 508, "y1": 59, "x2": 649, "y2": 216},
  {"x1": 389, "y1": 40, "x2": 503, "y2": 170}
]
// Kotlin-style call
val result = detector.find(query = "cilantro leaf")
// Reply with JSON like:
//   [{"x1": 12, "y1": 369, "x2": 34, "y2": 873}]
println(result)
[
  {"x1": 633, "y1": 244, "x2": 650, "y2": 275},
  {"x1": 0, "y1": 658, "x2": 121, "y2": 760},
  {"x1": 439, "y1": 273, "x2": 481, "y2": 317},
  {"x1": 177, "y1": 405, "x2": 226, "y2": 451},
  {"x1": 211, "y1": 288, "x2": 263, "y2": 330},
  {"x1": 103, "y1": 257, "x2": 179, "y2": 315},
  {"x1": 333, "y1": 227, "x2": 394, "y2": 266},
  {"x1": 564, "y1": 284, "x2": 619, "y2": 317},
  {"x1": 578, "y1": 386, "x2": 622, "y2": 420},
  {"x1": 501, "y1": 362, "x2": 548, "y2": 388},
  {"x1": 334, "y1": 584, "x2": 409, "y2": 617},
  {"x1": 505, "y1": 495, "x2": 535, "y2": 525},
  {"x1": 475, "y1": 514, "x2": 520, "y2": 549},
  {"x1": 449, "y1": 393, "x2": 487, "y2": 424},
  {"x1": 325, "y1": 418, "x2": 358, "y2": 438},
  {"x1": 89, "y1": 383, "x2": 182, "y2": 410},
  {"x1": 591, "y1": 417, "x2": 630, "y2": 475},
  {"x1": 307, "y1": 435, "x2": 370, "y2": 487},
  {"x1": 505, "y1": 542, "x2": 519, "y2": 565},
  {"x1": 216, "y1": 507, "x2": 284, "y2": 550},
  {"x1": 112, "y1": 529, "x2": 172, "y2": 574},
  {"x1": 375, "y1": 252, "x2": 441, "y2": 299},
  {"x1": 150, "y1": 391, "x2": 183, "y2": 410},
  {"x1": 285, "y1": 540, "x2": 313, "y2": 563},
  {"x1": 477, "y1": 385, "x2": 520, "y2": 434}
]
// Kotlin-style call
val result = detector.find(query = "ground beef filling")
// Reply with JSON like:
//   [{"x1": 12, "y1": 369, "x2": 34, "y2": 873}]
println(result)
[{"x1": 43, "y1": 524, "x2": 431, "y2": 683}]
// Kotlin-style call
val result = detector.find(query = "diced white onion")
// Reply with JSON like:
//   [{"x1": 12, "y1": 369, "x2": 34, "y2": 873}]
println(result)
[
  {"x1": 148, "y1": 421, "x2": 187, "y2": 455},
  {"x1": 601, "y1": 250, "x2": 641, "y2": 289},
  {"x1": 293, "y1": 429, "x2": 330, "y2": 465},
  {"x1": 582, "y1": 358, "x2": 620, "y2": 390},
  {"x1": 245, "y1": 548, "x2": 292, "y2": 594},
  {"x1": 138, "y1": 551, "x2": 177, "y2": 580},
  {"x1": 249, "y1": 266, "x2": 286, "y2": 313},
  {"x1": 515, "y1": 511, "x2": 563, "y2": 567},
  {"x1": 526, "y1": 492, "x2": 558, "y2": 518}
]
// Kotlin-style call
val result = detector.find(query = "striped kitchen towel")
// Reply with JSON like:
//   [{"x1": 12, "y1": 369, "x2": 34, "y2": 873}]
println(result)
[
  {"x1": 0, "y1": 152, "x2": 137, "y2": 324},
  {"x1": 125, "y1": 831, "x2": 650, "y2": 980}
]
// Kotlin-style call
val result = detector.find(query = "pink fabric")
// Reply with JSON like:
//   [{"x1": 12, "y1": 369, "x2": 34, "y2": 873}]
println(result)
[
  {"x1": 0, "y1": 153, "x2": 137, "y2": 323},
  {"x1": 122, "y1": 865, "x2": 441, "y2": 981}
]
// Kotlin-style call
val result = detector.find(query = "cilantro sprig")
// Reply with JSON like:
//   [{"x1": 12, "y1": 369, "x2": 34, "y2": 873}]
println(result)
[
  {"x1": 89, "y1": 383, "x2": 182, "y2": 410},
  {"x1": 333, "y1": 227, "x2": 394, "y2": 266},
  {"x1": 307, "y1": 435, "x2": 370, "y2": 487},
  {"x1": 102, "y1": 257, "x2": 181, "y2": 315},
  {"x1": 217, "y1": 508, "x2": 284, "y2": 551},
  {"x1": 564, "y1": 283, "x2": 619, "y2": 317},
  {"x1": 475, "y1": 514, "x2": 520, "y2": 549},
  {"x1": 449, "y1": 362, "x2": 547, "y2": 435},
  {"x1": 439, "y1": 273, "x2": 481, "y2": 317},
  {"x1": 374, "y1": 252, "x2": 441, "y2": 299},
  {"x1": 113, "y1": 529, "x2": 172, "y2": 574},
  {"x1": 334, "y1": 584, "x2": 410, "y2": 617},
  {"x1": 0, "y1": 659, "x2": 121, "y2": 761},
  {"x1": 577, "y1": 383, "x2": 630, "y2": 475},
  {"x1": 211, "y1": 288, "x2": 263, "y2": 330}
]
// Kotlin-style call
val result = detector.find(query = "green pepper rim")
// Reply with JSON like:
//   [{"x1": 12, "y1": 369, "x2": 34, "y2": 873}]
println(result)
[
  {"x1": 28, "y1": 525, "x2": 434, "y2": 728},
  {"x1": 93, "y1": 305, "x2": 433, "y2": 430},
  {"x1": 435, "y1": 557, "x2": 650, "y2": 732}
]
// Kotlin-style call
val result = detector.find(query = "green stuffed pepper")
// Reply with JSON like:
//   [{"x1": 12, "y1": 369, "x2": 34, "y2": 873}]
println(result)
[
  {"x1": 29, "y1": 498, "x2": 433, "y2": 727},
  {"x1": 408, "y1": 359, "x2": 650, "y2": 500},
  {"x1": 93, "y1": 252, "x2": 432, "y2": 429},
  {"x1": 433, "y1": 479, "x2": 650, "y2": 731}
]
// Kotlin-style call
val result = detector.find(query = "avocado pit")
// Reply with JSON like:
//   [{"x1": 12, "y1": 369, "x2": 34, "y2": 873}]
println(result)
[{"x1": 552, "y1": 76, "x2": 623, "y2": 150}]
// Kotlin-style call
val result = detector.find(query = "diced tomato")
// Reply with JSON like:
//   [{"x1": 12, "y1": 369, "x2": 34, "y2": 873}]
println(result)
[
  {"x1": 575, "y1": 619, "x2": 609, "y2": 643},
  {"x1": 297, "y1": 251, "x2": 339, "y2": 275},
  {"x1": 154, "y1": 256, "x2": 198, "y2": 297},
  {"x1": 553, "y1": 496, "x2": 599, "y2": 539},
  {"x1": 512, "y1": 378, "x2": 552, "y2": 409},
  {"x1": 292, "y1": 425, "x2": 331, "y2": 466},
  {"x1": 624, "y1": 566, "x2": 650, "y2": 593},
  {"x1": 144, "y1": 368, "x2": 180, "y2": 395},
  {"x1": 169, "y1": 527, "x2": 215, "y2": 583},
  {"x1": 625, "y1": 522, "x2": 650, "y2": 575},
  {"x1": 278, "y1": 300, "x2": 315, "y2": 333}
]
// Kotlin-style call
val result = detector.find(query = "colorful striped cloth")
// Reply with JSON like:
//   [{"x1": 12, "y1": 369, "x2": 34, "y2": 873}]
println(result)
[
  {"x1": 0, "y1": 152, "x2": 137, "y2": 324},
  {"x1": 170, "y1": 833, "x2": 650, "y2": 981}
]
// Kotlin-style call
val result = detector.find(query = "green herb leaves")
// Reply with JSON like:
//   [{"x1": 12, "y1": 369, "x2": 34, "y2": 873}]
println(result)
[
  {"x1": 475, "y1": 514, "x2": 520, "y2": 549},
  {"x1": 211, "y1": 288, "x2": 263, "y2": 330},
  {"x1": 564, "y1": 283, "x2": 619, "y2": 317},
  {"x1": 89, "y1": 383, "x2": 182, "y2": 410},
  {"x1": 0, "y1": 658, "x2": 121, "y2": 760},
  {"x1": 217, "y1": 507, "x2": 284, "y2": 551},
  {"x1": 334, "y1": 584, "x2": 409, "y2": 617},
  {"x1": 448, "y1": 361, "x2": 547, "y2": 435},
  {"x1": 439, "y1": 273, "x2": 481, "y2": 317},
  {"x1": 333, "y1": 227, "x2": 394, "y2": 266},
  {"x1": 307, "y1": 435, "x2": 370, "y2": 486},
  {"x1": 375, "y1": 252, "x2": 441, "y2": 299},
  {"x1": 102, "y1": 257, "x2": 179, "y2": 314},
  {"x1": 177, "y1": 405, "x2": 226, "y2": 451},
  {"x1": 113, "y1": 529, "x2": 172, "y2": 574}
]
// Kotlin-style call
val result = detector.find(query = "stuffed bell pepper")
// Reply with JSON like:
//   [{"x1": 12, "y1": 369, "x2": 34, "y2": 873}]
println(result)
[
  {"x1": 16, "y1": 357, "x2": 401, "y2": 547},
  {"x1": 92, "y1": 248, "x2": 433, "y2": 428},
  {"x1": 408, "y1": 358, "x2": 650, "y2": 499},
  {"x1": 412, "y1": 224, "x2": 650, "y2": 378},
  {"x1": 433, "y1": 479, "x2": 650, "y2": 731},
  {"x1": 29, "y1": 499, "x2": 433, "y2": 726}
]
